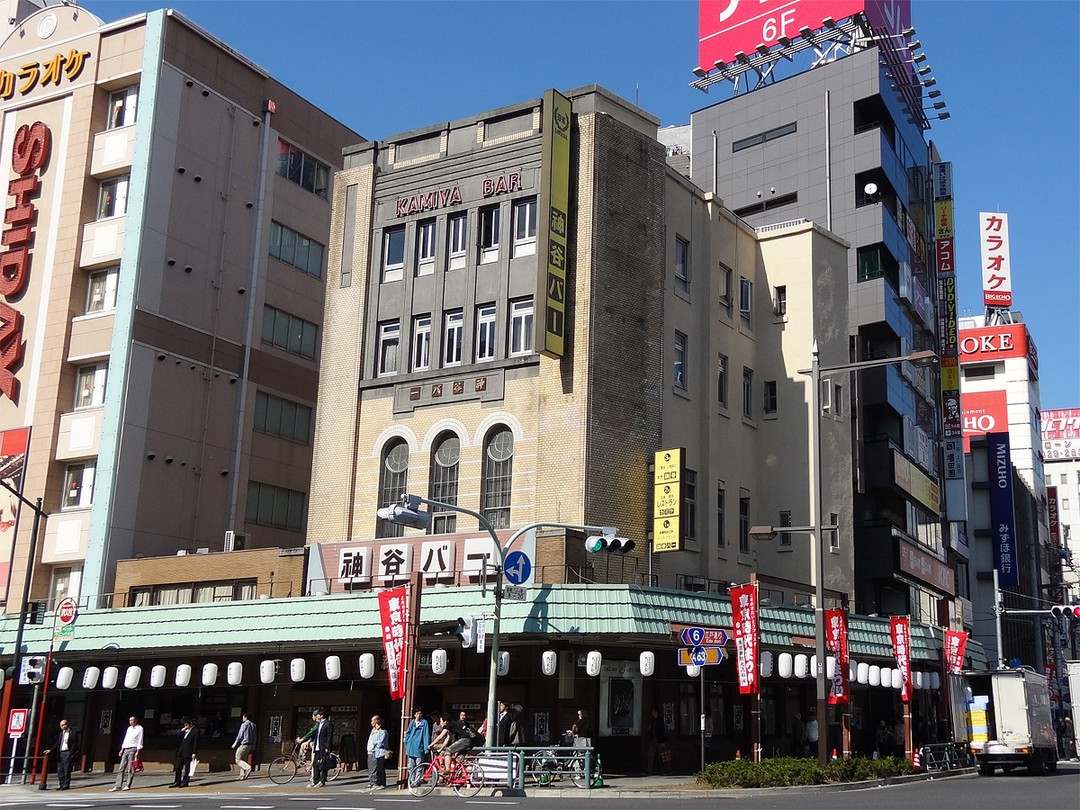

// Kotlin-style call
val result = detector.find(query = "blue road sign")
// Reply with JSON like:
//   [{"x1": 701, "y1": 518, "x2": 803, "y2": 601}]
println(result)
[
  {"x1": 691, "y1": 646, "x2": 708, "y2": 665},
  {"x1": 678, "y1": 647, "x2": 725, "y2": 666},
  {"x1": 681, "y1": 627, "x2": 705, "y2": 646},
  {"x1": 504, "y1": 550, "x2": 532, "y2": 585}
]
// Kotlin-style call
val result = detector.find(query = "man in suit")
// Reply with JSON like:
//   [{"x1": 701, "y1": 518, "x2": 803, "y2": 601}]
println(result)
[
  {"x1": 41, "y1": 718, "x2": 81, "y2": 790},
  {"x1": 310, "y1": 709, "x2": 334, "y2": 788},
  {"x1": 170, "y1": 718, "x2": 200, "y2": 788},
  {"x1": 496, "y1": 701, "x2": 511, "y2": 746}
]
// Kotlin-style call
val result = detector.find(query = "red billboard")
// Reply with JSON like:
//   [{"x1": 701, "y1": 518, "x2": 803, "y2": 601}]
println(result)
[
  {"x1": 0, "y1": 425, "x2": 30, "y2": 603},
  {"x1": 698, "y1": 0, "x2": 910, "y2": 70},
  {"x1": 961, "y1": 390, "x2": 1008, "y2": 451},
  {"x1": 958, "y1": 323, "x2": 1037, "y2": 374}
]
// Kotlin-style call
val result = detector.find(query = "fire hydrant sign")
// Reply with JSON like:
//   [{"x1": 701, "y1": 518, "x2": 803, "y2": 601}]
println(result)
[{"x1": 7, "y1": 708, "x2": 28, "y2": 738}]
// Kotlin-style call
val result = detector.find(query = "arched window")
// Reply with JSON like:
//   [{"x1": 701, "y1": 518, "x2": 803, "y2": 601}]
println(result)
[
  {"x1": 429, "y1": 433, "x2": 460, "y2": 534},
  {"x1": 377, "y1": 439, "x2": 409, "y2": 538},
  {"x1": 481, "y1": 427, "x2": 514, "y2": 529}
]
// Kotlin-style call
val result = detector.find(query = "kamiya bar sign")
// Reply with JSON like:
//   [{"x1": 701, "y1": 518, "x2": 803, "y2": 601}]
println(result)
[
  {"x1": 394, "y1": 172, "x2": 522, "y2": 217},
  {"x1": 0, "y1": 121, "x2": 51, "y2": 402}
]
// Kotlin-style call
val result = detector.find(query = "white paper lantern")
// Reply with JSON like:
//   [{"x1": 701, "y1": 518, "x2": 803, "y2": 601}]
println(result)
[
  {"x1": 124, "y1": 666, "x2": 142, "y2": 689},
  {"x1": 760, "y1": 650, "x2": 774, "y2": 678},
  {"x1": 260, "y1": 660, "x2": 275, "y2": 684},
  {"x1": 880, "y1": 667, "x2": 892, "y2": 688},
  {"x1": 102, "y1": 666, "x2": 119, "y2": 690},
  {"x1": 290, "y1": 658, "x2": 306, "y2": 682},
  {"x1": 586, "y1": 651, "x2": 602, "y2": 677},
  {"x1": 228, "y1": 661, "x2": 244, "y2": 686},
  {"x1": 891, "y1": 668, "x2": 903, "y2": 690},
  {"x1": 83, "y1": 666, "x2": 101, "y2": 689},
  {"x1": 794, "y1": 653, "x2": 809, "y2": 679},
  {"x1": 498, "y1": 651, "x2": 510, "y2": 676},
  {"x1": 202, "y1": 662, "x2": 219, "y2": 686},
  {"x1": 324, "y1": 656, "x2": 341, "y2": 681},
  {"x1": 175, "y1": 663, "x2": 192, "y2": 687},
  {"x1": 432, "y1": 649, "x2": 447, "y2": 676},
  {"x1": 930, "y1": 672, "x2": 941, "y2": 690},
  {"x1": 150, "y1": 665, "x2": 167, "y2": 688},
  {"x1": 639, "y1": 650, "x2": 654, "y2": 677},
  {"x1": 779, "y1": 652, "x2": 793, "y2": 678},
  {"x1": 55, "y1": 666, "x2": 74, "y2": 690},
  {"x1": 359, "y1": 653, "x2": 375, "y2": 679},
  {"x1": 857, "y1": 662, "x2": 869, "y2": 684},
  {"x1": 913, "y1": 671, "x2": 925, "y2": 690},
  {"x1": 826, "y1": 656, "x2": 836, "y2": 680},
  {"x1": 868, "y1": 665, "x2": 881, "y2": 687},
  {"x1": 849, "y1": 659, "x2": 858, "y2": 683},
  {"x1": 542, "y1": 650, "x2": 558, "y2": 676},
  {"x1": 686, "y1": 664, "x2": 701, "y2": 678}
]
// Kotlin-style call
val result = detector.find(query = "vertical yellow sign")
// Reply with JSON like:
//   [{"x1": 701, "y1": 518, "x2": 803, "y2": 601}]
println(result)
[
  {"x1": 537, "y1": 89, "x2": 571, "y2": 357},
  {"x1": 652, "y1": 448, "x2": 683, "y2": 553}
]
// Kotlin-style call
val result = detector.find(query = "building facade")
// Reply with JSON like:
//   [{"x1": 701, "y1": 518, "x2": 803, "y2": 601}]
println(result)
[{"x1": 0, "y1": 2, "x2": 359, "y2": 615}]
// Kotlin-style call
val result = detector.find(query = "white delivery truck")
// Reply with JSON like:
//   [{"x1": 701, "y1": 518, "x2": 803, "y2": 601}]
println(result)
[
  {"x1": 1068, "y1": 660, "x2": 1080, "y2": 750},
  {"x1": 965, "y1": 667, "x2": 1058, "y2": 775}
]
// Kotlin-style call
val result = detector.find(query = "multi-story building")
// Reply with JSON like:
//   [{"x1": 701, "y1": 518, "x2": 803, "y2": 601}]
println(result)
[{"x1": 0, "y1": 0, "x2": 358, "y2": 616}]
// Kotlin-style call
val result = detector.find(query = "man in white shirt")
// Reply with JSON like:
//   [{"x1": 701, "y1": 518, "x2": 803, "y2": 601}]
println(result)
[
  {"x1": 805, "y1": 710, "x2": 820, "y2": 754},
  {"x1": 109, "y1": 716, "x2": 144, "y2": 792}
]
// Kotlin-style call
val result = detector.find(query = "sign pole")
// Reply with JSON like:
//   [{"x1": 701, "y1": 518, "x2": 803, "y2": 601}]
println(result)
[{"x1": 29, "y1": 612, "x2": 59, "y2": 785}]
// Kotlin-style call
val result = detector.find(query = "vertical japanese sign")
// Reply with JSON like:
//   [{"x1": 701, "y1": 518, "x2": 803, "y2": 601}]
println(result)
[
  {"x1": 943, "y1": 629, "x2": 969, "y2": 674},
  {"x1": 979, "y1": 212, "x2": 1012, "y2": 308},
  {"x1": 889, "y1": 616, "x2": 912, "y2": 703},
  {"x1": 986, "y1": 432, "x2": 1019, "y2": 586},
  {"x1": 652, "y1": 448, "x2": 684, "y2": 553},
  {"x1": 537, "y1": 88, "x2": 571, "y2": 357},
  {"x1": 825, "y1": 608, "x2": 849, "y2": 705},
  {"x1": 730, "y1": 583, "x2": 759, "y2": 695},
  {"x1": 378, "y1": 586, "x2": 408, "y2": 700},
  {"x1": 0, "y1": 426, "x2": 30, "y2": 603}
]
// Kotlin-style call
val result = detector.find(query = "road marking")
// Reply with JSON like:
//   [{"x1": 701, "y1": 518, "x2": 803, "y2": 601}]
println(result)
[{"x1": 221, "y1": 806, "x2": 273, "y2": 809}]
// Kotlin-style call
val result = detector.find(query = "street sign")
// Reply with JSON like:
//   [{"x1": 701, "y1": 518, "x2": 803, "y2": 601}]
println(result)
[
  {"x1": 503, "y1": 585, "x2": 527, "y2": 602},
  {"x1": 7, "y1": 708, "x2": 28, "y2": 738},
  {"x1": 678, "y1": 646, "x2": 725, "y2": 666},
  {"x1": 680, "y1": 626, "x2": 728, "y2": 646},
  {"x1": 503, "y1": 551, "x2": 532, "y2": 585},
  {"x1": 56, "y1": 596, "x2": 78, "y2": 626}
]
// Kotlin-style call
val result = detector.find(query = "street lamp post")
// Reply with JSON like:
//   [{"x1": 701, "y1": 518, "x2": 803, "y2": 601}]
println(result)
[
  {"x1": 754, "y1": 345, "x2": 937, "y2": 768},
  {"x1": 380, "y1": 494, "x2": 616, "y2": 748}
]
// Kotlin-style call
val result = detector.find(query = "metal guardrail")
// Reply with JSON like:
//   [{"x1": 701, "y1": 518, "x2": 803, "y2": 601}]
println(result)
[
  {"x1": 470, "y1": 745, "x2": 597, "y2": 790},
  {"x1": 918, "y1": 742, "x2": 969, "y2": 771}
]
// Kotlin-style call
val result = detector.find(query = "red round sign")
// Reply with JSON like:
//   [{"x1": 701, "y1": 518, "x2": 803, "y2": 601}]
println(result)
[{"x1": 56, "y1": 597, "x2": 78, "y2": 626}]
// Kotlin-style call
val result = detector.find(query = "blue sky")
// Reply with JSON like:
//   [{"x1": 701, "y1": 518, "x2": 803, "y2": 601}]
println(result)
[{"x1": 92, "y1": 0, "x2": 1079, "y2": 409}]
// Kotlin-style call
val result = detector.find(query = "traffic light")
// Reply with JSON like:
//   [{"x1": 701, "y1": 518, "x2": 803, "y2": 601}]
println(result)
[
  {"x1": 24, "y1": 656, "x2": 45, "y2": 684},
  {"x1": 26, "y1": 602, "x2": 44, "y2": 625},
  {"x1": 376, "y1": 495, "x2": 431, "y2": 530},
  {"x1": 1050, "y1": 604, "x2": 1080, "y2": 620},
  {"x1": 455, "y1": 616, "x2": 476, "y2": 649},
  {"x1": 584, "y1": 533, "x2": 635, "y2": 554}
]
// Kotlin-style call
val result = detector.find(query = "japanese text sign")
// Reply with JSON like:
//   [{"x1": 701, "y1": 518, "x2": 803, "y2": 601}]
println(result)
[
  {"x1": 730, "y1": 583, "x2": 759, "y2": 695},
  {"x1": 825, "y1": 608, "x2": 849, "y2": 705},
  {"x1": 889, "y1": 616, "x2": 911, "y2": 702},
  {"x1": 378, "y1": 586, "x2": 408, "y2": 701},
  {"x1": 943, "y1": 629, "x2": 968, "y2": 674},
  {"x1": 979, "y1": 212, "x2": 1012, "y2": 307}
]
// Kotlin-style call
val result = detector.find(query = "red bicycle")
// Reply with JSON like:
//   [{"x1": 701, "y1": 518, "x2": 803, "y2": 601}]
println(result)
[{"x1": 407, "y1": 754, "x2": 484, "y2": 797}]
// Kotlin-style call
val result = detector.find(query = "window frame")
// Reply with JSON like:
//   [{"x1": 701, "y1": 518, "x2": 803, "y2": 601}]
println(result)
[
  {"x1": 675, "y1": 236, "x2": 690, "y2": 293},
  {"x1": 763, "y1": 380, "x2": 778, "y2": 414},
  {"x1": 481, "y1": 428, "x2": 514, "y2": 529},
  {"x1": 412, "y1": 315, "x2": 432, "y2": 372},
  {"x1": 376, "y1": 320, "x2": 401, "y2": 377},
  {"x1": 246, "y1": 481, "x2": 305, "y2": 532},
  {"x1": 276, "y1": 140, "x2": 330, "y2": 199},
  {"x1": 97, "y1": 175, "x2": 129, "y2": 219},
  {"x1": 381, "y1": 226, "x2": 406, "y2": 283},
  {"x1": 443, "y1": 310, "x2": 464, "y2": 367},
  {"x1": 779, "y1": 510, "x2": 792, "y2": 546},
  {"x1": 738, "y1": 495, "x2": 750, "y2": 553},
  {"x1": 269, "y1": 221, "x2": 325, "y2": 279},
  {"x1": 716, "y1": 482, "x2": 726, "y2": 548},
  {"x1": 376, "y1": 440, "x2": 409, "y2": 538},
  {"x1": 86, "y1": 267, "x2": 119, "y2": 313},
  {"x1": 742, "y1": 367, "x2": 753, "y2": 419},
  {"x1": 512, "y1": 197, "x2": 537, "y2": 257},
  {"x1": 508, "y1": 298, "x2": 534, "y2": 357},
  {"x1": 416, "y1": 218, "x2": 437, "y2": 276},
  {"x1": 684, "y1": 469, "x2": 697, "y2": 542},
  {"x1": 62, "y1": 462, "x2": 96, "y2": 510},
  {"x1": 719, "y1": 264, "x2": 734, "y2": 316},
  {"x1": 717, "y1": 354, "x2": 728, "y2": 408},
  {"x1": 739, "y1": 277, "x2": 753, "y2": 321},
  {"x1": 74, "y1": 363, "x2": 107, "y2": 410},
  {"x1": 262, "y1": 306, "x2": 318, "y2": 360},
  {"x1": 107, "y1": 85, "x2": 139, "y2": 130},
  {"x1": 674, "y1": 331, "x2": 687, "y2": 389},
  {"x1": 447, "y1": 212, "x2": 468, "y2": 270},
  {"x1": 479, "y1": 204, "x2": 501, "y2": 264},
  {"x1": 475, "y1": 303, "x2": 497, "y2": 362},
  {"x1": 430, "y1": 433, "x2": 461, "y2": 535},
  {"x1": 253, "y1": 390, "x2": 312, "y2": 444}
]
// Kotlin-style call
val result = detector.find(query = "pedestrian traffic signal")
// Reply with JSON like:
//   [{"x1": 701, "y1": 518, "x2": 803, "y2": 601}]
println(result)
[
  {"x1": 584, "y1": 534, "x2": 634, "y2": 554},
  {"x1": 456, "y1": 616, "x2": 476, "y2": 648},
  {"x1": 24, "y1": 656, "x2": 45, "y2": 684},
  {"x1": 1050, "y1": 604, "x2": 1080, "y2": 620}
]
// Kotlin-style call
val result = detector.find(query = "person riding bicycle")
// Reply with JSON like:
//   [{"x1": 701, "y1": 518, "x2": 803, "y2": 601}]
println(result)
[
  {"x1": 443, "y1": 711, "x2": 481, "y2": 774},
  {"x1": 294, "y1": 711, "x2": 319, "y2": 784}
]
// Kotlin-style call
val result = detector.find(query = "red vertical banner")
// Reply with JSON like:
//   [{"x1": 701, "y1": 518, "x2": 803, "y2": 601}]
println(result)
[
  {"x1": 943, "y1": 629, "x2": 969, "y2": 674},
  {"x1": 825, "y1": 608, "x2": 849, "y2": 705},
  {"x1": 0, "y1": 427, "x2": 31, "y2": 604},
  {"x1": 890, "y1": 617, "x2": 912, "y2": 702},
  {"x1": 378, "y1": 586, "x2": 408, "y2": 700},
  {"x1": 730, "y1": 583, "x2": 759, "y2": 695}
]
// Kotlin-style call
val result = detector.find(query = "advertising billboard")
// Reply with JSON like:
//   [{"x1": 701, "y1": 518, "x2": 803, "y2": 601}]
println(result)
[
  {"x1": 652, "y1": 448, "x2": 684, "y2": 553},
  {"x1": 537, "y1": 89, "x2": 571, "y2": 358},
  {"x1": 986, "y1": 432, "x2": 1018, "y2": 587},
  {"x1": 1042, "y1": 408, "x2": 1080, "y2": 460},
  {"x1": 979, "y1": 212, "x2": 1012, "y2": 308},
  {"x1": 959, "y1": 323, "x2": 1037, "y2": 376},
  {"x1": 698, "y1": 0, "x2": 910, "y2": 70},
  {"x1": 0, "y1": 425, "x2": 29, "y2": 603},
  {"x1": 961, "y1": 390, "x2": 1008, "y2": 451}
]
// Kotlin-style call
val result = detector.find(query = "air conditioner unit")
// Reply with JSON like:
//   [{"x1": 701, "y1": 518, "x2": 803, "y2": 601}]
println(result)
[
  {"x1": 224, "y1": 531, "x2": 247, "y2": 552},
  {"x1": 195, "y1": 547, "x2": 210, "y2": 554}
]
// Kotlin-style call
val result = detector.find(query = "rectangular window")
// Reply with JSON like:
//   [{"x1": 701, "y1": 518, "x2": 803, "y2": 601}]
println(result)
[
  {"x1": 763, "y1": 380, "x2": 777, "y2": 414},
  {"x1": 262, "y1": 306, "x2": 318, "y2": 360},
  {"x1": 774, "y1": 285, "x2": 787, "y2": 316},
  {"x1": 739, "y1": 495, "x2": 750, "y2": 553},
  {"x1": 719, "y1": 264, "x2": 733, "y2": 316},
  {"x1": 684, "y1": 469, "x2": 697, "y2": 542},
  {"x1": 675, "y1": 237, "x2": 690, "y2": 293},
  {"x1": 416, "y1": 219, "x2": 437, "y2": 276},
  {"x1": 412, "y1": 315, "x2": 432, "y2": 371},
  {"x1": 479, "y1": 204, "x2": 500, "y2": 263},
  {"x1": 97, "y1": 175, "x2": 129, "y2": 218},
  {"x1": 253, "y1": 391, "x2": 312, "y2": 444},
  {"x1": 376, "y1": 320, "x2": 400, "y2": 377},
  {"x1": 276, "y1": 140, "x2": 329, "y2": 199},
  {"x1": 674, "y1": 332, "x2": 687, "y2": 388},
  {"x1": 74, "y1": 364, "x2": 107, "y2": 409},
  {"x1": 86, "y1": 267, "x2": 119, "y2": 313},
  {"x1": 742, "y1": 367, "x2": 753, "y2": 418},
  {"x1": 829, "y1": 512, "x2": 840, "y2": 549},
  {"x1": 821, "y1": 379, "x2": 833, "y2": 414},
  {"x1": 716, "y1": 482, "x2": 726, "y2": 548},
  {"x1": 107, "y1": 85, "x2": 139, "y2": 129},
  {"x1": 739, "y1": 277, "x2": 753, "y2": 320},
  {"x1": 717, "y1": 354, "x2": 728, "y2": 408},
  {"x1": 508, "y1": 298, "x2": 534, "y2": 356},
  {"x1": 475, "y1": 303, "x2": 497, "y2": 362},
  {"x1": 245, "y1": 481, "x2": 305, "y2": 531},
  {"x1": 62, "y1": 462, "x2": 95, "y2": 509},
  {"x1": 448, "y1": 213, "x2": 467, "y2": 270},
  {"x1": 832, "y1": 382, "x2": 843, "y2": 417},
  {"x1": 512, "y1": 197, "x2": 537, "y2": 257},
  {"x1": 269, "y1": 221, "x2": 324, "y2": 279},
  {"x1": 732, "y1": 121, "x2": 797, "y2": 152},
  {"x1": 381, "y1": 226, "x2": 406, "y2": 283},
  {"x1": 443, "y1": 310, "x2": 463, "y2": 366},
  {"x1": 779, "y1": 510, "x2": 792, "y2": 546}
]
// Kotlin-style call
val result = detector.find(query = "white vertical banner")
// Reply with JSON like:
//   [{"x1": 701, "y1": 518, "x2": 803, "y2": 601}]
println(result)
[
  {"x1": 979, "y1": 212, "x2": 1011, "y2": 307},
  {"x1": 475, "y1": 617, "x2": 486, "y2": 653}
]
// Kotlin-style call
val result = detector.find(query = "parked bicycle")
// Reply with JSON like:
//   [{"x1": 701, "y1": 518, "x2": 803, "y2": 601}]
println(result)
[
  {"x1": 407, "y1": 753, "x2": 485, "y2": 797},
  {"x1": 267, "y1": 741, "x2": 342, "y2": 785},
  {"x1": 527, "y1": 730, "x2": 598, "y2": 788}
]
